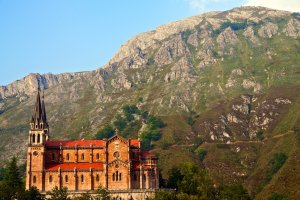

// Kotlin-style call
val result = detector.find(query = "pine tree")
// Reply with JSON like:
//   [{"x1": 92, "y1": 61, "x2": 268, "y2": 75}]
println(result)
[{"x1": 4, "y1": 156, "x2": 22, "y2": 189}]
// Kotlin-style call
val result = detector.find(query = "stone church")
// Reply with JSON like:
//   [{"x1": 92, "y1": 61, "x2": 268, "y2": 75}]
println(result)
[{"x1": 25, "y1": 91, "x2": 159, "y2": 198}]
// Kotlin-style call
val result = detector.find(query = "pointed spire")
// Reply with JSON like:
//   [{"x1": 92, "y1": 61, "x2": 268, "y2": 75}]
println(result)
[
  {"x1": 31, "y1": 88, "x2": 47, "y2": 127},
  {"x1": 41, "y1": 90, "x2": 47, "y2": 124}
]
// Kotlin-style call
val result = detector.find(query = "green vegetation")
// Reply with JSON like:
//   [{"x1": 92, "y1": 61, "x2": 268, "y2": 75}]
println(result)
[
  {"x1": 95, "y1": 124, "x2": 115, "y2": 139},
  {"x1": 155, "y1": 162, "x2": 250, "y2": 200},
  {"x1": 197, "y1": 149, "x2": 207, "y2": 161},
  {"x1": 258, "y1": 152, "x2": 288, "y2": 192},
  {"x1": 256, "y1": 130, "x2": 265, "y2": 141},
  {"x1": 266, "y1": 193, "x2": 290, "y2": 200},
  {"x1": 95, "y1": 104, "x2": 166, "y2": 151},
  {"x1": 264, "y1": 153, "x2": 288, "y2": 184},
  {"x1": 47, "y1": 187, "x2": 70, "y2": 200}
]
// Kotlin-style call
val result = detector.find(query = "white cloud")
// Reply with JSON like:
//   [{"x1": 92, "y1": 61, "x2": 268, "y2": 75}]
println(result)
[
  {"x1": 245, "y1": 0, "x2": 300, "y2": 12},
  {"x1": 185, "y1": 0, "x2": 231, "y2": 11}
]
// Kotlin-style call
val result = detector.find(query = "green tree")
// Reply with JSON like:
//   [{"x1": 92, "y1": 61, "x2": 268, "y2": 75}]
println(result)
[
  {"x1": 0, "y1": 156, "x2": 23, "y2": 199},
  {"x1": 122, "y1": 105, "x2": 139, "y2": 115},
  {"x1": 94, "y1": 186, "x2": 110, "y2": 200},
  {"x1": 0, "y1": 182, "x2": 12, "y2": 200},
  {"x1": 219, "y1": 184, "x2": 250, "y2": 200},
  {"x1": 96, "y1": 124, "x2": 115, "y2": 139},
  {"x1": 177, "y1": 162, "x2": 216, "y2": 199},
  {"x1": 72, "y1": 192, "x2": 91, "y2": 200},
  {"x1": 46, "y1": 186, "x2": 70, "y2": 200},
  {"x1": 113, "y1": 115, "x2": 127, "y2": 131},
  {"x1": 154, "y1": 191, "x2": 175, "y2": 200},
  {"x1": 19, "y1": 186, "x2": 45, "y2": 200},
  {"x1": 4, "y1": 157, "x2": 22, "y2": 189},
  {"x1": 148, "y1": 115, "x2": 166, "y2": 129},
  {"x1": 197, "y1": 149, "x2": 207, "y2": 161},
  {"x1": 256, "y1": 130, "x2": 265, "y2": 141},
  {"x1": 167, "y1": 167, "x2": 183, "y2": 189}
]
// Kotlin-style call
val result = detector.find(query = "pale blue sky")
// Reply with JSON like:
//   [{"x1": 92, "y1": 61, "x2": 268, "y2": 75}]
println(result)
[{"x1": 0, "y1": 0, "x2": 254, "y2": 85}]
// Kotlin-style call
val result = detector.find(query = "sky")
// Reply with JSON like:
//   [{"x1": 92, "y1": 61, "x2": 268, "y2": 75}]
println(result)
[{"x1": 0, "y1": 0, "x2": 299, "y2": 85}]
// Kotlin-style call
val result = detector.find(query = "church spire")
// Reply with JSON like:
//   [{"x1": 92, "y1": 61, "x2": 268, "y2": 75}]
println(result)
[
  {"x1": 41, "y1": 90, "x2": 47, "y2": 124},
  {"x1": 31, "y1": 89, "x2": 48, "y2": 128}
]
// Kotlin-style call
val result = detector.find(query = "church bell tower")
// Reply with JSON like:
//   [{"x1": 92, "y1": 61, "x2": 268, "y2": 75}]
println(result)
[{"x1": 26, "y1": 89, "x2": 49, "y2": 191}]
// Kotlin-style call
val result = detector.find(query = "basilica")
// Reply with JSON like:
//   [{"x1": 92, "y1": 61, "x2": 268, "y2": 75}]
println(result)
[{"x1": 25, "y1": 91, "x2": 159, "y2": 197}]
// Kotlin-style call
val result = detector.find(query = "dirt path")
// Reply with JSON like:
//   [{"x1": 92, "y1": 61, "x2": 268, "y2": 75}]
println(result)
[{"x1": 175, "y1": 131, "x2": 294, "y2": 147}]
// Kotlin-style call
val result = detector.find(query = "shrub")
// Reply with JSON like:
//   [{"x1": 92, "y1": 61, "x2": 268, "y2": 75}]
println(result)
[
  {"x1": 122, "y1": 105, "x2": 139, "y2": 115},
  {"x1": 219, "y1": 184, "x2": 251, "y2": 200},
  {"x1": 265, "y1": 153, "x2": 287, "y2": 183},
  {"x1": 267, "y1": 193, "x2": 290, "y2": 200},
  {"x1": 46, "y1": 186, "x2": 70, "y2": 200},
  {"x1": 142, "y1": 111, "x2": 149, "y2": 120},
  {"x1": 125, "y1": 113, "x2": 135, "y2": 122},
  {"x1": 256, "y1": 130, "x2": 265, "y2": 141},
  {"x1": 154, "y1": 191, "x2": 175, "y2": 200},
  {"x1": 113, "y1": 115, "x2": 127, "y2": 131},
  {"x1": 148, "y1": 115, "x2": 166, "y2": 129},
  {"x1": 197, "y1": 149, "x2": 207, "y2": 161},
  {"x1": 95, "y1": 124, "x2": 115, "y2": 139}
]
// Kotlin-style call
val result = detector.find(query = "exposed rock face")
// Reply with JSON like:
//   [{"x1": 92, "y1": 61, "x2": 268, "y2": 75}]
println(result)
[
  {"x1": 164, "y1": 56, "x2": 195, "y2": 82},
  {"x1": 243, "y1": 26, "x2": 260, "y2": 45},
  {"x1": 258, "y1": 22, "x2": 278, "y2": 38},
  {"x1": 217, "y1": 27, "x2": 239, "y2": 48},
  {"x1": 154, "y1": 34, "x2": 190, "y2": 66},
  {"x1": 109, "y1": 15, "x2": 203, "y2": 64},
  {"x1": 284, "y1": 19, "x2": 300, "y2": 38}
]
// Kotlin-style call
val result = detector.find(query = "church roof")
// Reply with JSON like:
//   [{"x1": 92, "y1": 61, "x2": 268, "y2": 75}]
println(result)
[
  {"x1": 132, "y1": 161, "x2": 153, "y2": 169},
  {"x1": 45, "y1": 139, "x2": 139, "y2": 148},
  {"x1": 45, "y1": 140, "x2": 104, "y2": 147},
  {"x1": 45, "y1": 163, "x2": 103, "y2": 171},
  {"x1": 141, "y1": 151, "x2": 156, "y2": 157}
]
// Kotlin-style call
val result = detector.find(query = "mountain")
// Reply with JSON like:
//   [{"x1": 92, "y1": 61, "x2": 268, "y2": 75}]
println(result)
[{"x1": 1, "y1": 6, "x2": 300, "y2": 199}]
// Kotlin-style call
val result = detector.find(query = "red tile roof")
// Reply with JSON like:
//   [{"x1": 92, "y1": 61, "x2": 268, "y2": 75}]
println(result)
[
  {"x1": 45, "y1": 139, "x2": 140, "y2": 148},
  {"x1": 132, "y1": 162, "x2": 152, "y2": 169},
  {"x1": 45, "y1": 163, "x2": 103, "y2": 171},
  {"x1": 130, "y1": 139, "x2": 139, "y2": 147},
  {"x1": 45, "y1": 140, "x2": 104, "y2": 147},
  {"x1": 141, "y1": 151, "x2": 156, "y2": 157}
]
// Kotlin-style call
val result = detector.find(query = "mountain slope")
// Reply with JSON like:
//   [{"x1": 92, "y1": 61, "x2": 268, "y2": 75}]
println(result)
[{"x1": 1, "y1": 6, "x2": 300, "y2": 199}]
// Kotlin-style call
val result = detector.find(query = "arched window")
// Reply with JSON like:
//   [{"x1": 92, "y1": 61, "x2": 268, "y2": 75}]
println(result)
[
  {"x1": 81, "y1": 153, "x2": 84, "y2": 160},
  {"x1": 96, "y1": 174, "x2": 100, "y2": 181},
  {"x1": 119, "y1": 173, "x2": 122, "y2": 181},
  {"x1": 143, "y1": 174, "x2": 146, "y2": 180},
  {"x1": 66, "y1": 153, "x2": 70, "y2": 161},
  {"x1": 112, "y1": 173, "x2": 115, "y2": 181},
  {"x1": 96, "y1": 153, "x2": 100, "y2": 160},
  {"x1": 81, "y1": 175, "x2": 84, "y2": 183},
  {"x1": 37, "y1": 134, "x2": 40, "y2": 143},
  {"x1": 32, "y1": 134, "x2": 36, "y2": 143},
  {"x1": 51, "y1": 153, "x2": 55, "y2": 161},
  {"x1": 65, "y1": 175, "x2": 68, "y2": 183},
  {"x1": 116, "y1": 171, "x2": 119, "y2": 181},
  {"x1": 49, "y1": 175, "x2": 52, "y2": 183},
  {"x1": 133, "y1": 174, "x2": 137, "y2": 181},
  {"x1": 33, "y1": 176, "x2": 36, "y2": 183}
]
